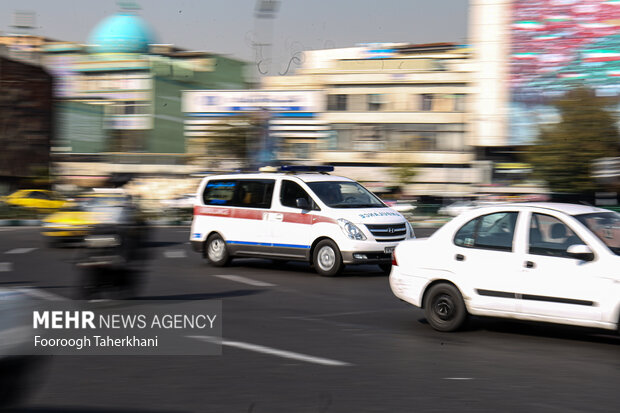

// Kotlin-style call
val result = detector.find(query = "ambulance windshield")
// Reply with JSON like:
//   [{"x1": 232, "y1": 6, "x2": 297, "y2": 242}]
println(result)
[{"x1": 306, "y1": 181, "x2": 386, "y2": 209}]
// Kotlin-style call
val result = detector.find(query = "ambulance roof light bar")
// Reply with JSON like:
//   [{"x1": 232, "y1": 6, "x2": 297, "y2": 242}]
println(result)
[
  {"x1": 258, "y1": 165, "x2": 334, "y2": 174},
  {"x1": 279, "y1": 165, "x2": 334, "y2": 174}
]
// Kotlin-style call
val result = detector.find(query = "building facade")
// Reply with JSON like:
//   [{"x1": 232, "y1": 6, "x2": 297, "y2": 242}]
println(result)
[
  {"x1": 469, "y1": 0, "x2": 620, "y2": 195},
  {"x1": 0, "y1": 55, "x2": 53, "y2": 192},
  {"x1": 261, "y1": 43, "x2": 481, "y2": 197},
  {"x1": 1, "y1": 10, "x2": 249, "y2": 186}
]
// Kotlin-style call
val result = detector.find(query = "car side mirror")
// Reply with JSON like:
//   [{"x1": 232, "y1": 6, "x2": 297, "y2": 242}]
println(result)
[
  {"x1": 295, "y1": 198, "x2": 310, "y2": 210},
  {"x1": 566, "y1": 244, "x2": 594, "y2": 262}
]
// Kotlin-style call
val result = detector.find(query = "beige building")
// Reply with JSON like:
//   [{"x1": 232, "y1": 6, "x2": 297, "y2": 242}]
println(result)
[{"x1": 262, "y1": 43, "x2": 483, "y2": 197}]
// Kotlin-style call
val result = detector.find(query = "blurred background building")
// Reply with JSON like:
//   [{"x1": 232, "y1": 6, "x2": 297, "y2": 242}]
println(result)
[
  {"x1": 262, "y1": 43, "x2": 478, "y2": 198},
  {"x1": 1, "y1": 0, "x2": 619, "y2": 208},
  {"x1": 1, "y1": 6, "x2": 250, "y2": 201},
  {"x1": 0, "y1": 54, "x2": 53, "y2": 194},
  {"x1": 470, "y1": 0, "x2": 620, "y2": 199}
]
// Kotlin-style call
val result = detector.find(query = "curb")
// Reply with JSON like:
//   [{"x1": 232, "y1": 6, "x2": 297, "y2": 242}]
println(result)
[
  {"x1": 0, "y1": 219, "x2": 42, "y2": 226},
  {"x1": 412, "y1": 219, "x2": 449, "y2": 228},
  {"x1": 0, "y1": 219, "x2": 193, "y2": 227}
]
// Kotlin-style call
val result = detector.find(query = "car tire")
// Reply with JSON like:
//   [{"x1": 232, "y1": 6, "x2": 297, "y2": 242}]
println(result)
[
  {"x1": 424, "y1": 283, "x2": 467, "y2": 332},
  {"x1": 205, "y1": 234, "x2": 230, "y2": 267},
  {"x1": 378, "y1": 263, "x2": 392, "y2": 274},
  {"x1": 313, "y1": 239, "x2": 342, "y2": 277}
]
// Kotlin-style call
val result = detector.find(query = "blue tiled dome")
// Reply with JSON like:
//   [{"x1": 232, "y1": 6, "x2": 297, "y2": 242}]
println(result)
[{"x1": 88, "y1": 13, "x2": 155, "y2": 54}]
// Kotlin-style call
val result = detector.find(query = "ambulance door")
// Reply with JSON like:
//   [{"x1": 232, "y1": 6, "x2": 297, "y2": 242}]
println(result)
[
  {"x1": 267, "y1": 179, "x2": 319, "y2": 259},
  {"x1": 225, "y1": 179, "x2": 275, "y2": 256}
]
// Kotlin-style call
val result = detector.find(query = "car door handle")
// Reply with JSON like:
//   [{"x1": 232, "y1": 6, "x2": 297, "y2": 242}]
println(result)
[
  {"x1": 455, "y1": 254, "x2": 465, "y2": 261},
  {"x1": 524, "y1": 261, "x2": 536, "y2": 269},
  {"x1": 264, "y1": 213, "x2": 283, "y2": 222}
]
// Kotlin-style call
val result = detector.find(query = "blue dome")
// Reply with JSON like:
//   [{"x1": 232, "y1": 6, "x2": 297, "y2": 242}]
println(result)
[{"x1": 88, "y1": 13, "x2": 155, "y2": 54}]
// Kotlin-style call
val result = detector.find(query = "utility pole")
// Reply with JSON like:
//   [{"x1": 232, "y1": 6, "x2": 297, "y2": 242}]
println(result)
[{"x1": 253, "y1": 0, "x2": 280, "y2": 76}]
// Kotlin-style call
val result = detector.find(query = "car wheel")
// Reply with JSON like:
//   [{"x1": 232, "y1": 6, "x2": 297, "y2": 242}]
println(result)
[
  {"x1": 46, "y1": 238, "x2": 59, "y2": 248},
  {"x1": 378, "y1": 263, "x2": 392, "y2": 274},
  {"x1": 313, "y1": 239, "x2": 342, "y2": 277},
  {"x1": 206, "y1": 234, "x2": 230, "y2": 266},
  {"x1": 424, "y1": 283, "x2": 467, "y2": 332}
]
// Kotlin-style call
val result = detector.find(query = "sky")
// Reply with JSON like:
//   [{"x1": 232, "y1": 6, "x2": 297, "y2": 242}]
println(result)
[{"x1": 1, "y1": 0, "x2": 470, "y2": 76}]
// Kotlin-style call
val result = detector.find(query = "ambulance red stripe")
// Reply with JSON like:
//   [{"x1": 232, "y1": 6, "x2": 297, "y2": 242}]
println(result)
[{"x1": 194, "y1": 205, "x2": 337, "y2": 225}]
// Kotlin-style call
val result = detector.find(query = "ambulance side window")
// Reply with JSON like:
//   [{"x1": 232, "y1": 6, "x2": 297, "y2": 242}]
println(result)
[
  {"x1": 203, "y1": 180, "x2": 237, "y2": 205},
  {"x1": 234, "y1": 179, "x2": 275, "y2": 209},
  {"x1": 203, "y1": 179, "x2": 274, "y2": 209},
  {"x1": 280, "y1": 180, "x2": 317, "y2": 210}
]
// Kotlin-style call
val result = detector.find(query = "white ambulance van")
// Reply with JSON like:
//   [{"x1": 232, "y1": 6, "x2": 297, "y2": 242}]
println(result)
[{"x1": 190, "y1": 166, "x2": 414, "y2": 276}]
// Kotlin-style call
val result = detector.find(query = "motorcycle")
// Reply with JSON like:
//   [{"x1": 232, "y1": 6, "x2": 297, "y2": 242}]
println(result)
[{"x1": 75, "y1": 221, "x2": 148, "y2": 300}]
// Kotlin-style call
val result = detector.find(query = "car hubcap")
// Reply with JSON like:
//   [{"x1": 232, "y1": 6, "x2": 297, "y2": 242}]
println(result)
[
  {"x1": 208, "y1": 239, "x2": 224, "y2": 261},
  {"x1": 317, "y1": 246, "x2": 335, "y2": 271},
  {"x1": 434, "y1": 295, "x2": 454, "y2": 321}
]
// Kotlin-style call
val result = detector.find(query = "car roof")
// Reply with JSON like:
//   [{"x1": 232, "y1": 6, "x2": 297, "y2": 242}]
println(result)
[
  {"x1": 203, "y1": 173, "x2": 354, "y2": 183},
  {"x1": 472, "y1": 202, "x2": 609, "y2": 216}
]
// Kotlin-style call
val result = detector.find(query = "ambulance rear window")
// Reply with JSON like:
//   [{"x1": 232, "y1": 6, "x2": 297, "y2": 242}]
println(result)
[{"x1": 203, "y1": 181, "x2": 236, "y2": 205}]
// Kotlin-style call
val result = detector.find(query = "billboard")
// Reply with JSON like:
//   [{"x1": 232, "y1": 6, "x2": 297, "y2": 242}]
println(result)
[
  {"x1": 182, "y1": 90, "x2": 323, "y2": 114},
  {"x1": 509, "y1": 0, "x2": 620, "y2": 144}
]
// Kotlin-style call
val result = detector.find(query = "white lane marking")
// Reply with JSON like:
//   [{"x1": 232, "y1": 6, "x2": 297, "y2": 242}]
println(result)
[
  {"x1": 0, "y1": 262, "x2": 12, "y2": 272},
  {"x1": 212, "y1": 274, "x2": 275, "y2": 287},
  {"x1": 285, "y1": 308, "x2": 397, "y2": 320},
  {"x1": 443, "y1": 377, "x2": 474, "y2": 380},
  {"x1": 163, "y1": 250, "x2": 187, "y2": 258},
  {"x1": 5, "y1": 248, "x2": 37, "y2": 254},
  {"x1": 17, "y1": 288, "x2": 66, "y2": 301},
  {"x1": 189, "y1": 335, "x2": 352, "y2": 367}
]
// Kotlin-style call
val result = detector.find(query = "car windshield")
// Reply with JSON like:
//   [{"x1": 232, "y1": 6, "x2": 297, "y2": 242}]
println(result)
[
  {"x1": 575, "y1": 212, "x2": 620, "y2": 256},
  {"x1": 306, "y1": 181, "x2": 386, "y2": 209},
  {"x1": 66, "y1": 196, "x2": 128, "y2": 213}
]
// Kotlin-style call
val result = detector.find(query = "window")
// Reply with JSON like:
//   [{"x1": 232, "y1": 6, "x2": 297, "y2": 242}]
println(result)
[
  {"x1": 529, "y1": 213, "x2": 584, "y2": 258},
  {"x1": 454, "y1": 94, "x2": 466, "y2": 112},
  {"x1": 421, "y1": 94, "x2": 433, "y2": 111},
  {"x1": 368, "y1": 94, "x2": 383, "y2": 111},
  {"x1": 575, "y1": 212, "x2": 620, "y2": 256},
  {"x1": 235, "y1": 180, "x2": 275, "y2": 209},
  {"x1": 203, "y1": 179, "x2": 274, "y2": 209},
  {"x1": 327, "y1": 94, "x2": 348, "y2": 111},
  {"x1": 203, "y1": 180, "x2": 237, "y2": 205},
  {"x1": 280, "y1": 180, "x2": 317, "y2": 210},
  {"x1": 454, "y1": 212, "x2": 519, "y2": 252},
  {"x1": 27, "y1": 191, "x2": 49, "y2": 200},
  {"x1": 307, "y1": 181, "x2": 385, "y2": 209}
]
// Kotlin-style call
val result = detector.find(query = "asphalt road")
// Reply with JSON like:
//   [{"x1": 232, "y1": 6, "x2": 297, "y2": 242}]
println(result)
[{"x1": 0, "y1": 226, "x2": 618, "y2": 412}]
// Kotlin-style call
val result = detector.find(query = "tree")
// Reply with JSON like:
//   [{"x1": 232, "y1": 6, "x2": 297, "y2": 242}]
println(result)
[
  {"x1": 526, "y1": 87, "x2": 620, "y2": 194},
  {"x1": 390, "y1": 163, "x2": 418, "y2": 195},
  {"x1": 206, "y1": 111, "x2": 273, "y2": 170}
]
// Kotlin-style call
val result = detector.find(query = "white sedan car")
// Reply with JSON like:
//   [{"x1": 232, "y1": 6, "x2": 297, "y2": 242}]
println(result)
[{"x1": 390, "y1": 203, "x2": 620, "y2": 332}]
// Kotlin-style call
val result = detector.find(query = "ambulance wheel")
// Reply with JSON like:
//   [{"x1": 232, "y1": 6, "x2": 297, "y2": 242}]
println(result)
[
  {"x1": 206, "y1": 234, "x2": 230, "y2": 266},
  {"x1": 313, "y1": 239, "x2": 342, "y2": 277}
]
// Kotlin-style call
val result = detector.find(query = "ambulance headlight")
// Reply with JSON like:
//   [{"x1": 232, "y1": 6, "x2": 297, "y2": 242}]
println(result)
[{"x1": 337, "y1": 219, "x2": 367, "y2": 241}]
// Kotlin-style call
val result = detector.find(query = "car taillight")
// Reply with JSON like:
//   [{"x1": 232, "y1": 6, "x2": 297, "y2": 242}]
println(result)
[{"x1": 391, "y1": 251, "x2": 398, "y2": 266}]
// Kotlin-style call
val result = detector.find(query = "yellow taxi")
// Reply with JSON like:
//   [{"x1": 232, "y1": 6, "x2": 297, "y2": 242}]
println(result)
[
  {"x1": 41, "y1": 191, "x2": 128, "y2": 245},
  {"x1": 3, "y1": 190, "x2": 67, "y2": 211}
]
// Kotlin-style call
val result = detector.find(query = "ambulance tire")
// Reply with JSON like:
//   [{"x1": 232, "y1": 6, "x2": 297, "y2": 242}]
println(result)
[
  {"x1": 205, "y1": 234, "x2": 230, "y2": 266},
  {"x1": 313, "y1": 239, "x2": 343, "y2": 277}
]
